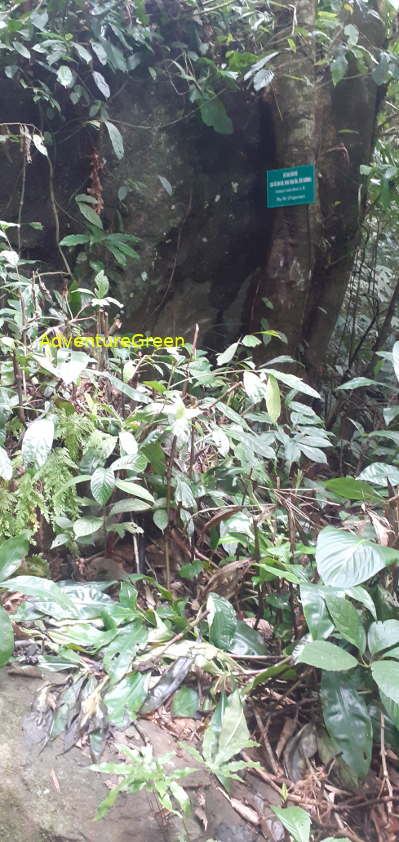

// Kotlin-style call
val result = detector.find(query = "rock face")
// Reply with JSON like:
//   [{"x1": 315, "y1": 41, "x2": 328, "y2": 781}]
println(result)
[
  {"x1": 0, "y1": 671, "x2": 279, "y2": 842},
  {"x1": 0, "y1": 72, "x2": 271, "y2": 352}
]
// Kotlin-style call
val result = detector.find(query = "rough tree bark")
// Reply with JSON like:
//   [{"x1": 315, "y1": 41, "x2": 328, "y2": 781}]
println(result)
[{"x1": 251, "y1": 0, "x2": 386, "y2": 381}]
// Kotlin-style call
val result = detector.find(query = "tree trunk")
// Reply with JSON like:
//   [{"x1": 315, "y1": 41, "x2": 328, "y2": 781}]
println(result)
[{"x1": 251, "y1": 1, "x2": 386, "y2": 381}]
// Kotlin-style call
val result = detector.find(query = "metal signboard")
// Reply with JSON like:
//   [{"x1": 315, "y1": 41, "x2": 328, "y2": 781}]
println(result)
[{"x1": 266, "y1": 164, "x2": 316, "y2": 208}]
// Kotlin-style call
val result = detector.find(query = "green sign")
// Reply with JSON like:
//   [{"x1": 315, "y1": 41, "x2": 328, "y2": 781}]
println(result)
[{"x1": 266, "y1": 164, "x2": 315, "y2": 208}]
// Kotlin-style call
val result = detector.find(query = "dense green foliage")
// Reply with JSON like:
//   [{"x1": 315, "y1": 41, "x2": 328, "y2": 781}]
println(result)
[{"x1": 0, "y1": 1, "x2": 399, "y2": 839}]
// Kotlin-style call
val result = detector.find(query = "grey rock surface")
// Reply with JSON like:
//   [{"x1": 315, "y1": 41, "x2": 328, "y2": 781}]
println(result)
[{"x1": 0, "y1": 672, "x2": 276, "y2": 842}]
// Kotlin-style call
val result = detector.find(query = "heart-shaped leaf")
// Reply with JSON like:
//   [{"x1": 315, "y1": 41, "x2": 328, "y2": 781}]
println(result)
[{"x1": 316, "y1": 527, "x2": 397, "y2": 588}]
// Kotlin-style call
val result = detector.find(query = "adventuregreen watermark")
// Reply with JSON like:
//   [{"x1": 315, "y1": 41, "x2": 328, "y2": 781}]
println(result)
[{"x1": 39, "y1": 334, "x2": 185, "y2": 349}]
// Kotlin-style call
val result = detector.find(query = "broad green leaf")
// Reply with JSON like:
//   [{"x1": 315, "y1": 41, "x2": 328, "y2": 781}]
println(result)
[
  {"x1": 241, "y1": 334, "x2": 261, "y2": 347},
  {"x1": 212, "y1": 428, "x2": 229, "y2": 456},
  {"x1": 90, "y1": 467, "x2": 115, "y2": 505},
  {"x1": 0, "y1": 604, "x2": 13, "y2": 666},
  {"x1": 331, "y1": 51, "x2": 348, "y2": 86},
  {"x1": 383, "y1": 405, "x2": 399, "y2": 426},
  {"x1": 346, "y1": 585, "x2": 376, "y2": 619},
  {"x1": 172, "y1": 686, "x2": 199, "y2": 717},
  {"x1": 316, "y1": 527, "x2": 397, "y2": 588},
  {"x1": 0, "y1": 447, "x2": 12, "y2": 480},
  {"x1": 371, "y1": 660, "x2": 399, "y2": 706},
  {"x1": 324, "y1": 477, "x2": 381, "y2": 501},
  {"x1": 324, "y1": 594, "x2": 366, "y2": 652},
  {"x1": 13, "y1": 40, "x2": 30, "y2": 59},
  {"x1": 78, "y1": 202, "x2": 103, "y2": 228},
  {"x1": 300, "y1": 584, "x2": 334, "y2": 640},
  {"x1": 199, "y1": 96, "x2": 233, "y2": 135},
  {"x1": 56, "y1": 351, "x2": 89, "y2": 385},
  {"x1": 105, "y1": 121, "x2": 124, "y2": 160},
  {"x1": 379, "y1": 689, "x2": 399, "y2": 730},
  {"x1": 0, "y1": 536, "x2": 29, "y2": 580},
  {"x1": 392, "y1": 341, "x2": 399, "y2": 383},
  {"x1": 109, "y1": 499, "x2": 151, "y2": 515},
  {"x1": 207, "y1": 592, "x2": 237, "y2": 651},
  {"x1": 118, "y1": 431, "x2": 138, "y2": 456},
  {"x1": 212, "y1": 690, "x2": 254, "y2": 766},
  {"x1": 336, "y1": 376, "x2": 380, "y2": 391},
  {"x1": 57, "y1": 64, "x2": 73, "y2": 88},
  {"x1": 320, "y1": 671, "x2": 372, "y2": 782},
  {"x1": 158, "y1": 174, "x2": 173, "y2": 195},
  {"x1": 368, "y1": 620, "x2": 399, "y2": 655},
  {"x1": 73, "y1": 517, "x2": 103, "y2": 538},
  {"x1": 115, "y1": 479, "x2": 154, "y2": 503},
  {"x1": 230, "y1": 621, "x2": 267, "y2": 656},
  {"x1": 59, "y1": 234, "x2": 90, "y2": 246},
  {"x1": 92, "y1": 70, "x2": 110, "y2": 98},
  {"x1": 103, "y1": 671, "x2": 149, "y2": 726},
  {"x1": 358, "y1": 462, "x2": 399, "y2": 487},
  {"x1": 74, "y1": 43, "x2": 92, "y2": 63},
  {"x1": 216, "y1": 342, "x2": 239, "y2": 366},
  {"x1": 169, "y1": 780, "x2": 190, "y2": 815},
  {"x1": 3, "y1": 576, "x2": 75, "y2": 613},
  {"x1": 22, "y1": 417, "x2": 54, "y2": 468},
  {"x1": 153, "y1": 509, "x2": 168, "y2": 532},
  {"x1": 263, "y1": 369, "x2": 320, "y2": 399},
  {"x1": 295, "y1": 640, "x2": 358, "y2": 671},
  {"x1": 265, "y1": 374, "x2": 281, "y2": 422},
  {"x1": 271, "y1": 807, "x2": 311, "y2": 842},
  {"x1": 243, "y1": 370, "x2": 267, "y2": 403}
]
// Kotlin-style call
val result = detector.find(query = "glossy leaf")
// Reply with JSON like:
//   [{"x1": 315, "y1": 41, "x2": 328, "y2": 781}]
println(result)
[
  {"x1": 78, "y1": 202, "x2": 103, "y2": 228},
  {"x1": 265, "y1": 374, "x2": 281, "y2": 422},
  {"x1": 358, "y1": 462, "x2": 399, "y2": 487},
  {"x1": 371, "y1": 660, "x2": 399, "y2": 705},
  {"x1": 109, "y1": 499, "x2": 151, "y2": 515},
  {"x1": 114, "y1": 479, "x2": 154, "y2": 503},
  {"x1": 300, "y1": 584, "x2": 334, "y2": 640},
  {"x1": 368, "y1": 620, "x2": 399, "y2": 654},
  {"x1": 321, "y1": 671, "x2": 372, "y2": 782},
  {"x1": 57, "y1": 64, "x2": 73, "y2": 88},
  {"x1": 336, "y1": 376, "x2": 379, "y2": 391},
  {"x1": 22, "y1": 417, "x2": 54, "y2": 468},
  {"x1": 90, "y1": 467, "x2": 115, "y2": 505},
  {"x1": 324, "y1": 594, "x2": 366, "y2": 652},
  {"x1": 211, "y1": 690, "x2": 254, "y2": 767},
  {"x1": 230, "y1": 621, "x2": 268, "y2": 656},
  {"x1": 0, "y1": 447, "x2": 12, "y2": 480},
  {"x1": 392, "y1": 341, "x2": 399, "y2": 383},
  {"x1": 207, "y1": 592, "x2": 237, "y2": 651},
  {"x1": 103, "y1": 671, "x2": 149, "y2": 726},
  {"x1": 199, "y1": 97, "x2": 233, "y2": 135},
  {"x1": 0, "y1": 536, "x2": 29, "y2": 580},
  {"x1": 172, "y1": 686, "x2": 199, "y2": 717},
  {"x1": 316, "y1": 527, "x2": 397, "y2": 588},
  {"x1": 0, "y1": 604, "x2": 13, "y2": 666},
  {"x1": 243, "y1": 371, "x2": 267, "y2": 403},
  {"x1": 118, "y1": 431, "x2": 138, "y2": 456},
  {"x1": 3, "y1": 576, "x2": 75, "y2": 613},
  {"x1": 271, "y1": 806, "x2": 311, "y2": 842},
  {"x1": 263, "y1": 368, "x2": 320, "y2": 399},
  {"x1": 73, "y1": 517, "x2": 103, "y2": 538},
  {"x1": 324, "y1": 477, "x2": 381, "y2": 501},
  {"x1": 105, "y1": 120, "x2": 124, "y2": 160},
  {"x1": 216, "y1": 342, "x2": 239, "y2": 366},
  {"x1": 92, "y1": 70, "x2": 110, "y2": 98},
  {"x1": 296, "y1": 640, "x2": 358, "y2": 671}
]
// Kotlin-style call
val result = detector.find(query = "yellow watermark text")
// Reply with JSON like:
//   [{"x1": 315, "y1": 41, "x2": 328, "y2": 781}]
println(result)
[{"x1": 39, "y1": 334, "x2": 185, "y2": 349}]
